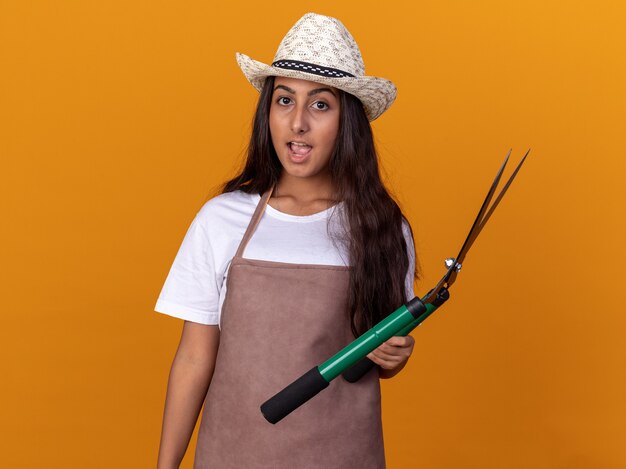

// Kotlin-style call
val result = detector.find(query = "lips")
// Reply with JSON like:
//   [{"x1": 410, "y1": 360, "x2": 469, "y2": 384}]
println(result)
[
  {"x1": 287, "y1": 141, "x2": 312, "y2": 159},
  {"x1": 287, "y1": 141, "x2": 313, "y2": 164}
]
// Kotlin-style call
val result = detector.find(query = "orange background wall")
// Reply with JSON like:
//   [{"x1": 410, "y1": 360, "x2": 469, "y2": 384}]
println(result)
[{"x1": 1, "y1": 1, "x2": 624, "y2": 468}]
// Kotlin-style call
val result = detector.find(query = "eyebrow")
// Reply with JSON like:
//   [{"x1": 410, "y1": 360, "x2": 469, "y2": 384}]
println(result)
[{"x1": 274, "y1": 84, "x2": 337, "y2": 98}]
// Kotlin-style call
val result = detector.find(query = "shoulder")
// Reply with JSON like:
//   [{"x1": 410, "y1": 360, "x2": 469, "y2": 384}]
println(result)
[
  {"x1": 185, "y1": 190, "x2": 261, "y2": 271},
  {"x1": 401, "y1": 217, "x2": 415, "y2": 244},
  {"x1": 194, "y1": 190, "x2": 260, "y2": 234}
]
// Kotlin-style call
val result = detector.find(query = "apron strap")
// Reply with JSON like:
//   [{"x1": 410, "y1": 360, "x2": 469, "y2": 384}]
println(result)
[{"x1": 234, "y1": 187, "x2": 274, "y2": 259}]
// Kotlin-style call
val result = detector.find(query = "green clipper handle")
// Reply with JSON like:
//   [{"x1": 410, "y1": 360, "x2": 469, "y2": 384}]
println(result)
[
  {"x1": 260, "y1": 288, "x2": 449, "y2": 424},
  {"x1": 342, "y1": 288, "x2": 450, "y2": 383}
]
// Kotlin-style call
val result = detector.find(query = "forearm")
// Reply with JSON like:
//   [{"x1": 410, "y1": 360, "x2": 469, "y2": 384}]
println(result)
[{"x1": 157, "y1": 354, "x2": 215, "y2": 468}]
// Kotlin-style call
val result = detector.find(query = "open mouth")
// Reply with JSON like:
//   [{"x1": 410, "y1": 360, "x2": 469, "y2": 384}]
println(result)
[{"x1": 288, "y1": 142, "x2": 312, "y2": 157}]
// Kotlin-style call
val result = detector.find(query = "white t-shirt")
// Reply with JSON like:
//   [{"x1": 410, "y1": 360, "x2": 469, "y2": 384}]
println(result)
[{"x1": 154, "y1": 190, "x2": 416, "y2": 326}]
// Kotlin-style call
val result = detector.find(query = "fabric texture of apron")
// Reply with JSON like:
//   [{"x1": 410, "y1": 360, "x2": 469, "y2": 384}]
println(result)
[{"x1": 194, "y1": 189, "x2": 385, "y2": 469}]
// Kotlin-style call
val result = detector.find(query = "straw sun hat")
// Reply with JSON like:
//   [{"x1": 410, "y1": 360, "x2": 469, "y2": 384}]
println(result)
[{"x1": 236, "y1": 12, "x2": 397, "y2": 121}]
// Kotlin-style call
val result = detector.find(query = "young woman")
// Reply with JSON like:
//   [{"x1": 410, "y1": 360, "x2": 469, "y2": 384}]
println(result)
[{"x1": 156, "y1": 13, "x2": 418, "y2": 469}]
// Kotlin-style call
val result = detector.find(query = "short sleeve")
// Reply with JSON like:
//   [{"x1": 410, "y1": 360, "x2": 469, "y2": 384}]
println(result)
[
  {"x1": 154, "y1": 215, "x2": 221, "y2": 325},
  {"x1": 402, "y1": 220, "x2": 416, "y2": 300}
]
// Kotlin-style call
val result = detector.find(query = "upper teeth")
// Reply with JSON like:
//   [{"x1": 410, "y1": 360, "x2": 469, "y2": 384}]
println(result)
[{"x1": 291, "y1": 142, "x2": 309, "y2": 146}]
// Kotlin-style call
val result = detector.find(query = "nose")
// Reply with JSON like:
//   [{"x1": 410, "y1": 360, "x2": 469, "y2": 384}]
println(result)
[{"x1": 290, "y1": 104, "x2": 309, "y2": 134}]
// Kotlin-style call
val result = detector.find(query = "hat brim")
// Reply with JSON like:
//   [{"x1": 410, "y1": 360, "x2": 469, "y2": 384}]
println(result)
[{"x1": 236, "y1": 52, "x2": 396, "y2": 121}]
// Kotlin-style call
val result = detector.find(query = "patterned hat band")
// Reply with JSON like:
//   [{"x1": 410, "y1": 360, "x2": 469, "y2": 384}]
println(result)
[{"x1": 271, "y1": 60, "x2": 355, "y2": 78}]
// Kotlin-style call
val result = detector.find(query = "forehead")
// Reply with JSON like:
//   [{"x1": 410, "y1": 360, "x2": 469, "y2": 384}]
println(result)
[{"x1": 272, "y1": 76, "x2": 338, "y2": 95}]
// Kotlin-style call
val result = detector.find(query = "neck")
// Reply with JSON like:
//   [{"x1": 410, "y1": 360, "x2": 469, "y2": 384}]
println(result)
[
  {"x1": 275, "y1": 171, "x2": 337, "y2": 203},
  {"x1": 270, "y1": 171, "x2": 339, "y2": 216}
]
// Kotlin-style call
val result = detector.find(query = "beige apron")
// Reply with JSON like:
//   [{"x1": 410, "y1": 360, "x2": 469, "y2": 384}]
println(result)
[{"x1": 194, "y1": 189, "x2": 385, "y2": 469}]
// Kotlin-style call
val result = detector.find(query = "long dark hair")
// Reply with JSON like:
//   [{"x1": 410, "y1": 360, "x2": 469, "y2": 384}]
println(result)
[{"x1": 223, "y1": 76, "x2": 418, "y2": 337}]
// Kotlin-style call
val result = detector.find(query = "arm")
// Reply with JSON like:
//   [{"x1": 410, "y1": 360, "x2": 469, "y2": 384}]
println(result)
[
  {"x1": 157, "y1": 321, "x2": 220, "y2": 469},
  {"x1": 370, "y1": 219, "x2": 417, "y2": 379}
]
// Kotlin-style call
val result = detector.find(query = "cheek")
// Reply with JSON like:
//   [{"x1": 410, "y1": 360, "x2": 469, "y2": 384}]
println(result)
[{"x1": 323, "y1": 121, "x2": 340, "y2": 150}]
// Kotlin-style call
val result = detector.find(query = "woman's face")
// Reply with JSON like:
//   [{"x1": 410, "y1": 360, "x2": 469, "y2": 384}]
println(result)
[{"x1": 269, "y1": 77, "x2": 340, "y2": 181}]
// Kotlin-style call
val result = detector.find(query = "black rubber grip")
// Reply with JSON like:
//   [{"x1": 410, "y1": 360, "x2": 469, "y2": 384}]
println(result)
[
  {"x1": 342, "y1": 357, "x2": 376, "y2": 383},
  {"x1": 260, "y1": 366, "x2": 329, "y2": 424}
]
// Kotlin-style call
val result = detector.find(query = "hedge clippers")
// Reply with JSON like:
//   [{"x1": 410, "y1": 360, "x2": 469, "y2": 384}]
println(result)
[{"x1": 261, "y1": 149, "x2": 530, "y2": 424}]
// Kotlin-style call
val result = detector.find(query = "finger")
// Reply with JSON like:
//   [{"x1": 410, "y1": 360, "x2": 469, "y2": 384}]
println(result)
[
  {"x1": 377, "y1": 341, "x2": 413, "y2": 356},
  {"x1": 372, "y1": 349, "x2": 410, "y2": 362},
  {"x1": 376, "y1": 342, "x2": 406, "y2": 354},
  {"x1": 369, "y1": 348, "x2": 406, "y2": 363},
  {"x1": 385, "y1": 336, "x2": 415, "y2": 348},
  {"x1": 367, "y1": 352, "x2": 403, "y2": 370},
  {"x1": 373, "y1": 345, "x2": 405, "y2": 358}
]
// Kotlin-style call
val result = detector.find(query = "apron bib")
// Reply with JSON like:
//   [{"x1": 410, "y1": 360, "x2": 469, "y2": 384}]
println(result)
[{"x1": 194, "y1": 189, "x2": 385, "y2": 469}]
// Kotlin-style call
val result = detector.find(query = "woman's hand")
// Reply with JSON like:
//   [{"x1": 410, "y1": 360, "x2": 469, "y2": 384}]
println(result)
[{"x1": 367, "y1": 335, "x2": 415, "y2": 379}]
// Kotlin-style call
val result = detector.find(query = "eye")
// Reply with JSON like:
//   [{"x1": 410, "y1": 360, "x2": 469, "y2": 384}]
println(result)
[
  {"x1": 277, "y1": 96, "x2": 292, "y2": 106},
  {"x1": 312, "y1": 101, "x2": 329, "y2": 110}
]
